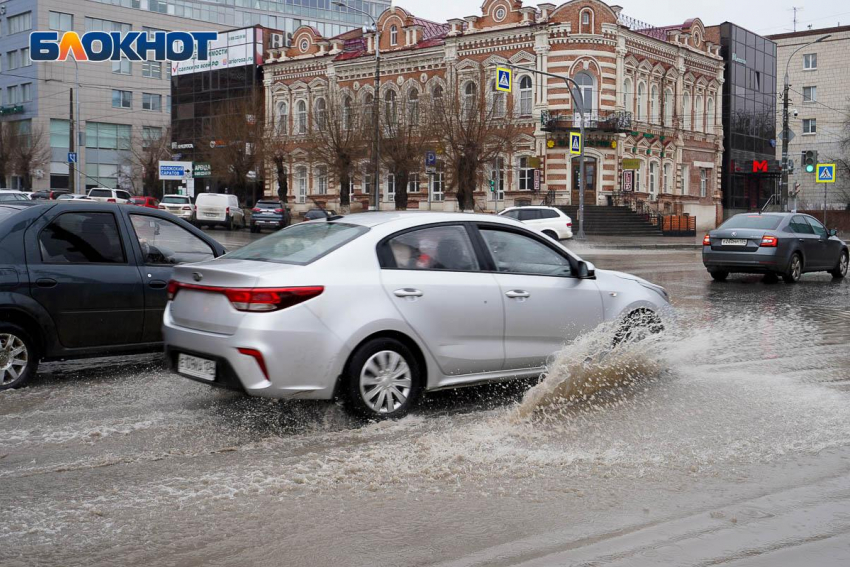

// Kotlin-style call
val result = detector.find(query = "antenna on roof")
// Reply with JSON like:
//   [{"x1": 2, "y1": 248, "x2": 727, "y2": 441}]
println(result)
[{"x1": 789, "y1": 6, "x2": 803, "y2": 32}]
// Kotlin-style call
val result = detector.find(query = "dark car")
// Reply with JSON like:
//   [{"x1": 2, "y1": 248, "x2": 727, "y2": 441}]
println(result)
[
  {"x1": 703, "y1": 212, "x2": 848, "y2": 283},
  {"x1": 303, "y1": 208, "x2": 337, "y2": 221},
  {"x1": 0, "y1": 202, "x2": 226, "y2": 390},
  {"x1": 250, "y1": 200, "x2": 291, "y2": 233}
]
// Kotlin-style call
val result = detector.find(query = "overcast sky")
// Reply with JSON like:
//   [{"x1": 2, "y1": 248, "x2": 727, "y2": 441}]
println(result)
[{"x1": 394, "y1": 0, "x2": 849, "y2": 36}]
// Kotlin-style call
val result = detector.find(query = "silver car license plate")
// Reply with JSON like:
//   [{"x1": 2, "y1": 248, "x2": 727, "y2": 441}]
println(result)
[
  {"x1": 722, "y1": 239, "x2": 748, "y2": 246},
  {"x1": 177, "y1": 354, "x2": 216, "y2": 381}
]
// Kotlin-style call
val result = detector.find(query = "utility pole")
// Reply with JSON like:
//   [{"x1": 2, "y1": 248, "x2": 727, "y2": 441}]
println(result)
[{"x1": 69, "y1": 88, "x2": 75, "y2": 194}]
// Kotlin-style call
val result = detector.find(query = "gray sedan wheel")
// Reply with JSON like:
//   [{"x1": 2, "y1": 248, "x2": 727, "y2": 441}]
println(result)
[
  {"x1": 783, "y1": 253, "x2": 803, "y2": 284},
  {"x1": 344, "y1": 338, "x2": 422, "y2": 419},
  {"x1": 831, "y1": 250, "x2": 848, "y2": 279},
  {"x1": 0, "y1": 326, "x2": 38, "y2": 390}
]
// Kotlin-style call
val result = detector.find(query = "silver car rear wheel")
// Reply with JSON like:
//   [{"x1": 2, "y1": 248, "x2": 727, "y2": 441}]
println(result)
[
  {"x1": 359, "y1": 351, "x2": 412, "y2": 414},
  {"x1": 0, "y1": 333, "x2": 29, "y2": 388}
]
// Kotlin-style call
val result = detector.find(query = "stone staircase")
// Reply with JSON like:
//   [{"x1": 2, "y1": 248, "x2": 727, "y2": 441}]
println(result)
[{"x1": 559, "y1": 205, "x2": 663, "y2": 236}]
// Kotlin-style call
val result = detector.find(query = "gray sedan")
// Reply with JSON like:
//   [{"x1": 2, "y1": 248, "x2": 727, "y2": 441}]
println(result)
[
  {"x1": 703, "y1": 213, "x2": 848, "y2": 282},
  {"x1": 163, "y1": 212, "x2": 671, "y2": 419}
]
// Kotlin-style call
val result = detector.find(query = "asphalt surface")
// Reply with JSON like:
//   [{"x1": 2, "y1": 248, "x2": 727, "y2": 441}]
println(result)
[{"x1": 2, "y1": 228, "x2": 850, "y2": 567}]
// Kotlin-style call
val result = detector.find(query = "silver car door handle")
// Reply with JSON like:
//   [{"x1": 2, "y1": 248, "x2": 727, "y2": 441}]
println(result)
[
  {"x1": 505, "y1": 290, "x2": 531, "y2": 299},
  {"x1": 394, "y1": 288, "x2": 424, "y2": 298}
]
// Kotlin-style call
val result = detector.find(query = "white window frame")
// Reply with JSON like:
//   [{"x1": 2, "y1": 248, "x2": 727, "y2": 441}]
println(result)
[
  {"x1": 8, "y1": 12, "x2": 32, "y2": 35},
  {"x1": 650, "y1": 85, "x2": 659, "y2": 124},
  {"x1": 681, "y1": 165, "x2": 690, "y2": 195},
  {"x1": 802, "y1": 86, "x2": 817, "y2": 103},
  {"x1": 490, "y1": 80, "x2": 506, "y2": 118},
  {"x1": 408, "y1": 173, "x2": 420, "y2": 193},
  {"x1": 49, "y1": 11, "x2": 74, "y2": 32},
  {"x1": 276, "y1": 102, "x2": 289, "y2": 135},
  {"x1": 663, "y1": 162, "x2": 672, "y2": 194},
  {"x1": 142, "y1": 93, "x2": 161, "y2": 111},
  {"x1": 296, "y1": 100, "x2": 307, "y2": 134},
  {"x1": 296, "y1": 166, "x2": 308, "y2": 203},
  {"x1": 664, "y1": 87, "x2": 674, "y2": 127},
  {"x1": 649, "y1": 161, "x2": 658, "y2": 194},
  {"x1": 803, "y1": 53, "x2": 817, "y2": 70},
  {"x1": 390, "y1": 25, "x2": 398, "y2": 46},
  {"x1": 636, "y1": 82, "x2": 645, "y2": 121},
  {"x1": 430, "y1": 165, "x2": 444, "y2": 202},
  {"x1": 518, "y1": 157, "x2": 534, "y2": 191},
  {"x1": 695, "y1": 94, "x2": 704, "y2": 132},
  {"x1": 386, "y1": 173, "x2": 395, "y2": 202},
  {"x1": 683, "y1": 91, "x2": 692, "y2": 130},
  {"x1": 317, "y1": 166, "x2": 328, "y2": 195},
  {"x1": 700, "y1": 168, "x2": 708, "y2": 198},
  {"x1": 112, "y1": 89, "x2": 132, "y2": 109},
  {"x1": 519, "y1": 75, "x2": 533, "y2": 116},
  {"x1": 803, "y1": 118, "x2": 817, "y2": 134}
]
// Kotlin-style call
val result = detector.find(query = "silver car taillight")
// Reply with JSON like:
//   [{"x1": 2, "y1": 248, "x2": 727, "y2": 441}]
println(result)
[{"x1": 167, "y1": 281, "x2": 324, "y2": 312}]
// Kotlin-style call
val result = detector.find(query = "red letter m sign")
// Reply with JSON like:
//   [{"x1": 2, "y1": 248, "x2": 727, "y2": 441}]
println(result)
[{"x1": 753, "y1": 160, "x2": 769, "y2": 173}]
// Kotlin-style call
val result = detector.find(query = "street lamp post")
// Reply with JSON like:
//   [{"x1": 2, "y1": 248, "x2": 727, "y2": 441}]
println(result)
[
  {"x1": 505, "y1": 64, "x2": 587, "y2": 239},
  {"x1": 333, "y1": 1, "x2": 380, "y2": 211},
  {"x1": 780, "y1": 34, "x2": 830, "y2": 211}
]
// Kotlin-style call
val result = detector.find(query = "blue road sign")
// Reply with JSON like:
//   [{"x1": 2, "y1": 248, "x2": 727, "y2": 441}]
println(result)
[
  {"x1": 569, "y1": 132, "x2": 582, "y2": 156},
  {"x1": 816, "y1": 164, "x2": 836, "y2": 183},
  {"x1": 68, "y1": 152, "x2": 77, "y2": 164},
  {"x1": 425, "y1": 151, "x2": 437, "y2": 166},
  {"x1": 496, "y1": 67, "x2": 512, "y2": 93}
]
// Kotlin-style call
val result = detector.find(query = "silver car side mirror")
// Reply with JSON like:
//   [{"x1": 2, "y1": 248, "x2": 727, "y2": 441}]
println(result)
[{"x1": 575, "y1": 260, "x2": 596, "y2": 279}]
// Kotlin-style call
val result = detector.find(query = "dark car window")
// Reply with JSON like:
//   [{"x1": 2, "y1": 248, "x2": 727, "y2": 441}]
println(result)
[
  {"x1": 518, "y1": 210, "x2": 542, "y2": 221},
  {"x1": 39, "y1": 212, "x2": 126, "y2": 264},
  {"x1": 540, "y1": 209, "x2": 560, "y2": 219},
  {"x1": 806, "y1": 217, "x2": 828, "y2": 237},
  {"x1": 256, "y1": 201, "x2": 282, "y2": 209},
  {"x1": 129, "y1": 214, "x2": 214, "y2": 265},
  {"x1": 790, "y1": 216, "x2": 814, "y2": 234},
  {"x1": 720, "y1": 215, "x2": 782, "y2": 230},
  {"x1": 480, "y1": 228, "x2": 571, "y2": 276},
  {"x1": 162, "y1": 196, "x2": 192, "y2": 205},
  {"x1": 501, "y1": 210, "x2": 520, "y2": 220},
  {"x1": 387, "y1": 225, "x2": 480, "y2": 272},
  {"x1": 305, "y1": 210, "x2": 328, "y2": 220},
  {"x1": 89, "y1": 189, "x2": 112, "y2": 198},
  {"x1": 226, "y1": 222, "x2": 368, "y2": 265},
  {"x1": 0, "y1": 193, "x2": 28, "y2": 202}
]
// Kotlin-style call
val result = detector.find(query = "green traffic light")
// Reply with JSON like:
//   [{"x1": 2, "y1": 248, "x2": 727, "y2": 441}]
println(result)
[{"x1": 806, "y1": 165, "x2": 815, "y2": 173}]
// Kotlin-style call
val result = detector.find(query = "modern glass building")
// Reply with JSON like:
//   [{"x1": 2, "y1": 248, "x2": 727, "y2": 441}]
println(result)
[{"x1": 715, "y1": 23, "x2": 778, "y2": 215}]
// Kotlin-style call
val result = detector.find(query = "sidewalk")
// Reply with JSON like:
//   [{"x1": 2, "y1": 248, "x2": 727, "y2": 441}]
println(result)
[{"x1": 564, "y1": 234, "x2": 704, "y2": 251}]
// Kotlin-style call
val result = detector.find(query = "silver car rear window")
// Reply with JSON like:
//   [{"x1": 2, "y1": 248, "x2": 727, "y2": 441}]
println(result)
[
  {"x1": 719, "y1": 215, "x2": 782, "y2": 230},
  {"x1": 225, "y1": 222, "x2": 368, "y2": 265}
]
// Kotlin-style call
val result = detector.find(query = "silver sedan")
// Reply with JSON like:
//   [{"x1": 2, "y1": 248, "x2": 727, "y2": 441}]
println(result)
[{"x1": 163, "y1": 212, "x2": 671, "y2": 418}]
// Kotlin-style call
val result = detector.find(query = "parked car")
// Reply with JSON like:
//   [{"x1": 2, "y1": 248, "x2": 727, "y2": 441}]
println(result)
[
  {"x1": 250, "y1": 200, "x2": 291, "y2": 233},
  {"x1": 498, "y1": 206, "x2": 573, "y2": 240},
  {"x1": 194, "y1": 193, "x2": 245, "y2": 230},
  {"x1": 158, "y1": 194, "x2": 195, "y2": 222},
  {"x1": 87, "y1": 188, "x2": 132, "y2": 204},
  {"x1": 703, "y1": 212, "x2": 848, "y2": 282},
  {"x1": 56, "y1": 194, "x2": 96, "y2": 202},
  {"x1": 31, "y1": 190, "x2": 70, "y2": 200},
  {"x1": 164, "y1": 212, "x2": 670, "y2": 419},
  {"x1": 303, "y1": 208, "x2": 337, "y2": 221},
  {"x1": 0, "y1": 190, "x2": 31, "y2": 202},
  {"x1": 130, "y1": 196, "x2": 160, "y2": 209},
  {"x1": 0, "y1": 202, "x2": 226, "y2": 390}
]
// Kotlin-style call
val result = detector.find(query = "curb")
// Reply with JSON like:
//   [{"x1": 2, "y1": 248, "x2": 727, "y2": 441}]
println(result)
[{"x1": 566, "y1": 244, "x2": 703, "y2": 251}]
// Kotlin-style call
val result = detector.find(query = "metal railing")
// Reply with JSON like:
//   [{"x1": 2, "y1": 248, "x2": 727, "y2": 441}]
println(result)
[{"x1": 542, "y1": 110, "x2": 632, "y2": 133}]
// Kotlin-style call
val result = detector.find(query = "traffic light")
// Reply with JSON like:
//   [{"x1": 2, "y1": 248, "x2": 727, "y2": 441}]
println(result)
[
  {"x1": 803, "y1": 150, "x2": 818, "y2": 173},
  {"x1": 489, "y1": 178, "x2": 496, "y2": 192}
]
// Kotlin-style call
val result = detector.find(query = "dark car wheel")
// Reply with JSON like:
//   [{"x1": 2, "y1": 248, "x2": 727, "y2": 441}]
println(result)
[
  {"x1": 831, "y1": 250, "x2": 848, "y2": 279},
  {"x1": 0, "y1": 324, "x2": 39, "y2": 390},
  {"x1": 250, "y1": 224, "x2": 259, "y2": 234},
  {"x1": 343, "y1": 338, "x2": 422, "y2": 420},
  {"x1": 783, "y1": 253, "x2": 803, "y2": 284},
  {"x1": 709, "y1": 270, "x2": 729, "y2": 282}
]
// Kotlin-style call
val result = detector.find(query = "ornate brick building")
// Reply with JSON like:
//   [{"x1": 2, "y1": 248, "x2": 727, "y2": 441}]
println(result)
[{"x1": 263, "y1": 0, "x2": 725, "y2": 229}]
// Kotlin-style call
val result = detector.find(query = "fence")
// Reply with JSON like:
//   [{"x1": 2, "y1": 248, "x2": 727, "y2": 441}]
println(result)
[{"x1": 660, "y1": 215, "x2": 697, "y2": 236}]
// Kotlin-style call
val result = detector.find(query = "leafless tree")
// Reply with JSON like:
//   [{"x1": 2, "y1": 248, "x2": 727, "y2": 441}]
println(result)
[
  {"x1": 0, "y1": 122, "x2": 16, "y2": 188},
  {"x1": 433, "y1": 69, "x2": 523, "y2": 211},
  {"x1": 11, "y1": 122, "x2": 50, "y2": 190},
  {"x1": 837, "y1": 112, "x2": 850, "y2": 210},
  {"x1": 125, "y1": 128, "x2": 172, "y2": 198}
]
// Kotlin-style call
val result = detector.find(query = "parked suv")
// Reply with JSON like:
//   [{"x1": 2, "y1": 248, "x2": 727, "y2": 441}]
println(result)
[
  {"x1": 0, "y1": 201, "x2": 226, "y2": 390},
  {"x1": 88, "y1": 188, "x2": 132, "y2": 203},
  {"x1": 158, "y1": 194, "x2": 195, "y2": 223},
  {"x1": 250, "y1": 200, "x2": 291, "y2": 232},
  {"x1": 498, "y1": 206, "x2": 573, "y2": 240},
  {"x1": 194, "y1": 193, "x2": 245, "y2": 230}
]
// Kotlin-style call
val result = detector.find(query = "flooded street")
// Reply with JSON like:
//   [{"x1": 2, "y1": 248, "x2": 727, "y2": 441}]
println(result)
[{"x1": 2, "y1": 243, "x2": 850, "y2": 566}]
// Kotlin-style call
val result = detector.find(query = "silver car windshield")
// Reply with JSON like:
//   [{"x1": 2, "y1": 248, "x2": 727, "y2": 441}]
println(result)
[{"x1": 225, "y1": 222, "x2": 369, "y2": 265}]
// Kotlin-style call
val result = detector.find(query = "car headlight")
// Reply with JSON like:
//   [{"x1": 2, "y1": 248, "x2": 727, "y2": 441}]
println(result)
[{"x1": 638, "y1": 281, "x2": 670, "y2": 302}]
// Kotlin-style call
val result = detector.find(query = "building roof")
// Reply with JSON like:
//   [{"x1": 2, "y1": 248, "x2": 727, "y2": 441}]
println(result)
[{"x1": 767, "y1": 25, "x2": 850, "y2": 41}]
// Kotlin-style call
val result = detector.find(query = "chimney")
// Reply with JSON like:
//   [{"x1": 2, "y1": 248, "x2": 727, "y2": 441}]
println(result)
[
  {"x1": 519, "y1": 7, "x2": 537, "y2": 24},
  {"x1": 537, "y1": 3, "x2": 556, "y2": 22},
  {"x1": 406, "y1": 24, "x2": 423, "y2": 46},
  {"x1": 464, "y1": 15, "x2": 479, "y2": 32},
  {"x1": 448, "y1": 18, "x2": 465, "y2": 36}
]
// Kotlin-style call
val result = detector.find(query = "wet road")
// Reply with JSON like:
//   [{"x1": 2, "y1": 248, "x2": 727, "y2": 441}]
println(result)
[{"x1": 2, "y1": 230, "x2": 850, "y2": 567}]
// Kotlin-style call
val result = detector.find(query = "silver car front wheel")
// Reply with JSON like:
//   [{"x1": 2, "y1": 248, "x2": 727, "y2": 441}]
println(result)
[
  {"x1": 359, "y1": 351, "x2": 412, "y2": 414},
  {"x1": 0, "y1": 333, "x2": 30, "y2": 388}
]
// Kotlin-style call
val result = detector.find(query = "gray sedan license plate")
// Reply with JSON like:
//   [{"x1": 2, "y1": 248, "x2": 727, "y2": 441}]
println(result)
[
  {"x1": 178, "y1": 353, "x2": 216, "y2": 381},
  {"x1": 722, "y1": 239, "x2": 748, "y2": 246}
]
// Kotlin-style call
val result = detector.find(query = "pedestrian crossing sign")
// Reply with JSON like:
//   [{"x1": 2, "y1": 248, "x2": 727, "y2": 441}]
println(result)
[
  {"x1": 496, "y1": 67, "x2": 512, "y2": 93},
  {"x1": 816, "y1": 164, "x2": 836, "y2": 183},
  {"x1": 570, "y1": 132, "x2": 582, "y2": 156}
]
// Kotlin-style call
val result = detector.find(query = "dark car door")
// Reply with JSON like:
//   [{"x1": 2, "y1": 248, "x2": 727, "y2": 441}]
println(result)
[
  {"x1": 805, "y1": 216, "x2": 838, "y2": 269},
  {"x1": 25, "y1": 208, "x2": 145, "y2": 349},
  {"x1": 124, "y1": 212, "x2": 218, "y2": 342},
  {"x1": 788, "y1": 215, "x2": 821, "y2": 270}
]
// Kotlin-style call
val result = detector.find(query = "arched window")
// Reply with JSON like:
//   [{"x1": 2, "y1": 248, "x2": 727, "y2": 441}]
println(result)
[
  {"x1": 363, "y1": 93, "x2": 374, "y2": 127},
  {"x1": 649, "y1": 161, "x2": 658, "y2": 194},
  {"x1": 342, "y1": 96, "x2": 352, "y2": 130},
  {"x1": 463, "y1": 82, "x2": 477, "y2": 121},
  {"x1": 432, "y1": 84, "x2": 443, "y2": 110},
  {"x1": 390, "y1": 25, "x2": 398, "y2": 46},
  {"x1": 316, "y1": 165, "x2": 328, "y2": 195},
  {"x1": 296, "y1": 100, "x2": 307, "y2": 134},
  {"x1": 296, "y1": 166, "x2": 308, "y2": 203},
  {"x1": 408, "y1": 89, "x2": 419, "y2": 124},
  {"x1": 519, "y1": 75, "x2": 533, "y2": 115},
  {"x1": 695, "y1": 94, "x2": 704, "y2": 132},
  {"x1": 682, "y1": 91, "x2": 691, "y2": 130},
  {"x1": 636, "y1": 82, "x2": 645, "y2": 121},
  {"x1": 275, "y1": 101, "x2": 288, "y2": 135},
  {"x1": 580, "y1": 8, "x2": 593, "y2": 33},
  {"x1": 664, "y1": 87, "x2": 674, "y2": 126},
  {"x1": 623, "y1": 77, "x2": 633, "y2": 114},
  {"x1": 650, "y1": 85, "x2": 659, "y2": 124},
  {"x1": 314, "y1": 97, "x2": 327, "y2": 130},
  {"x1": 663, "y1": 162, "x2": 672, "y2": 193},
  {"x1": 706, "y1": 97, "x2": 715, "y2": 134},
  {"x1": 490, "y1": 80, "x2": 505, "y2": 118},
  {"x1": 634, "y1": 161, "x2": 643, "y2": 192},
  {"x1": 574, "y1": 71, "x2": 595, "y2": 114},
  {"x1": 518, "y1": 157, "x2": 534, "y2": 191},
  {"x1": 385, "y1": 90, "x2": 397, "y2": 126}
]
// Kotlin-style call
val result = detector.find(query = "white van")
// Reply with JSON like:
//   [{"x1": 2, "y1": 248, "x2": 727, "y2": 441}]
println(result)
[{"x1": 194, "y1": 193, "x2": 245, "y2": 230}]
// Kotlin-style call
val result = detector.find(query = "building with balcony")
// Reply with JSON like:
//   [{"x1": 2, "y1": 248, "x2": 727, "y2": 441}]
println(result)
[{"x1": 262, "y1": 0, "x2": 725, "y2": 228}]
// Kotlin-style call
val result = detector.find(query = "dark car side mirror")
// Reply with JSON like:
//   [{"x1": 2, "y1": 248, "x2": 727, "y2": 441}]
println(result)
[
  {"x1": 574, "y1": 260, "x2": 596, "y2": 279},
  {"x1": 829, "y1": 228, "x2": 838, "y2": 237}
]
